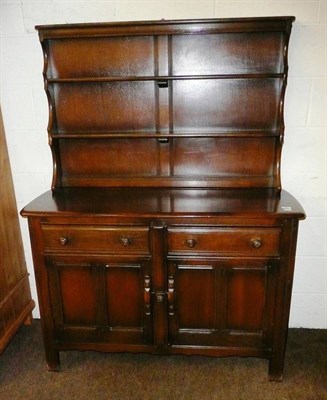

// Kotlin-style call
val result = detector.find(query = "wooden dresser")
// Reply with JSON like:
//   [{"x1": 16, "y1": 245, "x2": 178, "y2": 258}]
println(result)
[{"x1": 21, "y1": 17, "x2": 305, "y2": 381}]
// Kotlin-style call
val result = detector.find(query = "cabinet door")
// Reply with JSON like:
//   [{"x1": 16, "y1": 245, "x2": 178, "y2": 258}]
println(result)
[
  {"x1": 45, "y1": 255, "x2": 152, "y2": 345},
  {"x1": 167, "y1": 259, "x2": 278, "y2": 348}
]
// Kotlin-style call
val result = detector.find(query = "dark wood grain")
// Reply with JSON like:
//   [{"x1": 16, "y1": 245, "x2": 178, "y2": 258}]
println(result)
[
  {"x1": 39, "y1": 18, "x2": 292, "y2": 189},
  {"x1": 49, "y1": 36, "x2": 155, "y2": 79},
  {"x1": 22, "y1": 17, "x2": 304, "y2": 381},
  {"x1": 21, "y1": 188, "x2": 305, "y2": 219},
  {"x1": 36, "y1": 17, "x2": 295, "y2": 40}
]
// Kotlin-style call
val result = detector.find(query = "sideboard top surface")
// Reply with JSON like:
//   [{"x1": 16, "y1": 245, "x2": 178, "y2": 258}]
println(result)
[{"x1": 21, "y1": 188, "x2": 305, "y2": 219}]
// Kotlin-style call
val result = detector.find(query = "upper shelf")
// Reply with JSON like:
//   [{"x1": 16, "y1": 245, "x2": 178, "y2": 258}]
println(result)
[{"x1": 44, "y1": 31, "x2": 286, "y2": 80}]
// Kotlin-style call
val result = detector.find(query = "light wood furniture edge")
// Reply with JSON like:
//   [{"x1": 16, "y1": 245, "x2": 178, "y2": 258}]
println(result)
[{"x1": 0, "y1": 105, "x2": 35, "y2": 354}]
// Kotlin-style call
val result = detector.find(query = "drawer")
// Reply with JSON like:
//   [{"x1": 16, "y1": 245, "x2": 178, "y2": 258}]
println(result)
[
  {"x1": 167, "y1": 227, "x2": 281, "y2": 256},
  {"x1": 42, "y1": 225, "x2": 149, "y2": 253}
]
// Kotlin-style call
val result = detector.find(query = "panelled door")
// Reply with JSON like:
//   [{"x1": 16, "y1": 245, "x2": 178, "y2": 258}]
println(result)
[
  {"x1": 167, "y1": 258, "x2": 279, "y2": 349},
  {"x1": 45, "y1": 255, "x2": 153, "y2": 345}
]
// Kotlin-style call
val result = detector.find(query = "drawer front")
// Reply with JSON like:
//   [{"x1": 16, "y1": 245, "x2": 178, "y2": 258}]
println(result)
[
  {"x1": 167, "y1": 227, "x2": 281, "y2": 256},
  {"x1": 42, "y1": 225, "x2": 149, "y2": 253}
]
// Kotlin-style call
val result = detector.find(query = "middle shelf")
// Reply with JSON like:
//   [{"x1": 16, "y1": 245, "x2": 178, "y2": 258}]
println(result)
[
  {"x1": 47, "y1": 73, "x2": 284, "y2": 83},
  {"x1": 49, "y1": 129, "x2": 281, "y2": 139}
]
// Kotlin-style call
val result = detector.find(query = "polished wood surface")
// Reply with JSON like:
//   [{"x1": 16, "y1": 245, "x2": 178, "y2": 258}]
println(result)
[
  {"x1": 39, "y1": 17, "x2": 294, "y2": 190},
  {"x1": 0, "y1": 106, "x2": 35, "y2": 353},
  {"x1": 42, "y1": 225, "x2": 149, "y2": 253},
  {"x1": 22, "y1": 17, "x2": 304, "y2": 381},
  {"x1": 21, "y1": 188, "x2": 304, "y2": 218}
]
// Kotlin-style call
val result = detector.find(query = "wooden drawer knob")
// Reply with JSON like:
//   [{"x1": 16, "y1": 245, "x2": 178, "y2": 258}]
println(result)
[
  {"x1": 185, "y1": 239, "x2": 197, "y2": 248},
  {"x1": 251, "y1": 239, "x2": 262, "y2": 249},
  {"x1": 120, "y1": 237, "x2": 131, "y2": 247},
  {"x1": 59, "y1": 236, "x2": 69, "y2": 246}
]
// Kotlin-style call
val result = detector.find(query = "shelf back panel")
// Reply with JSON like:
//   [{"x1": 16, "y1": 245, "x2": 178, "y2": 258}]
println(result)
[
  {"x1": 48, "y1": 36, "x2": 155, "y2": 79},
  {"x1": 171, "y1": 32, "x2": 284, "y2": 75},
  {"x1": 59, "y1": 137, "x2": 276, "y2": 188}
]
